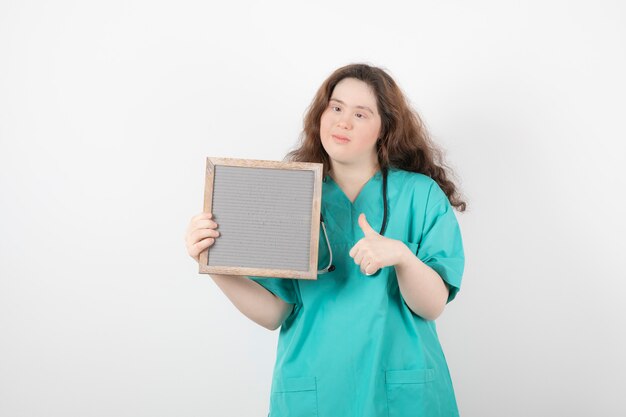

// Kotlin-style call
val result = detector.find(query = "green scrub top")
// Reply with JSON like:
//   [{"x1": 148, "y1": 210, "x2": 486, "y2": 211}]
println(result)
[{"x1": 249, "y1": 167, "x2": 465, "y2": 417}]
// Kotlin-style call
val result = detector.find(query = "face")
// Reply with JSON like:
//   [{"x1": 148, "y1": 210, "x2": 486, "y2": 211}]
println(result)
[{"x1": 320, "y1": 77, "x2": 382, "y2": 170}]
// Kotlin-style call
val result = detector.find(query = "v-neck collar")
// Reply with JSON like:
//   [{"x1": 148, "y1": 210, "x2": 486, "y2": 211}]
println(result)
[{"x1": 323, "y1": 169, "x2": 383, "y2": 208}]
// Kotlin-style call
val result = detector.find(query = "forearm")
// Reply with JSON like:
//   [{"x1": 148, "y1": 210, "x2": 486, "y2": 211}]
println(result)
[
  {"x1": 209, "y1": 274, "x2": 293, "y2": 330},
  {"x1": 393, "y1": 244, "x2": 449, "y2": 321}
]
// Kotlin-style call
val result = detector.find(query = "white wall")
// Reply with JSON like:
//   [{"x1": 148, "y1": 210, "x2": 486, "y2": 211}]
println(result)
[{"x1": 1, "y1": 1, "x2": 625, "y2": 416}]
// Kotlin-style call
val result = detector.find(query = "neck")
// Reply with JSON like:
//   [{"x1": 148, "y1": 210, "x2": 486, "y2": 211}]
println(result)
[{"x1": 329, "y1": 160, "x2": 380, "y2": 189}]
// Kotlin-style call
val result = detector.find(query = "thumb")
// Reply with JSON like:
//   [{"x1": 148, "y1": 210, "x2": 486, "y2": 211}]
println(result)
[{"x1": 358, "y1": 213, "x2": 378, "y2": 237}]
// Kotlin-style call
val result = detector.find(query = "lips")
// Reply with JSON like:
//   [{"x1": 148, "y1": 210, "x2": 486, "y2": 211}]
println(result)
[{"x1": 332, "y1": 134, "x2": 350, "y2": 143}]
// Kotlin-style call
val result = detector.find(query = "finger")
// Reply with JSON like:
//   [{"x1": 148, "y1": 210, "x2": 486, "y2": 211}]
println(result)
[
  {"x1": 189, "y1": 237, "x2": 215, "y2": 259},
  {"x1": 349, "y1": 242, "x2": 359, "y2": 258},
  {"x1": 186, "y1": 227, "x2": 216, "y2": 248},
  {"x1": 361, "y1": 262, "x2": 369, "y2": 275},
  {"x1": 190, "y1": 228, "x2": 220, "y2": 244},
  {"x1": 195, "y1": 219, "x2": 218, "y2": 230},
  {"x1": 361, "y1": 256, "x2": 371, "y2": 271},
  {"x1": 364, "y1": 260, "x2": 380, "y2": 275},
  {"x1": 358, "y1": 213, "x2": 378, "y2": 237},
  {"x1": 186, "y1": 213, "x2": 213, "y2": 236},
  {"x1": 186, "y1": 219, "x2": 218, "y2": 241},
  {"x1": 354, "y1": 249, "x2": 366, "y2": 265},
  {"x1": 366, "y1": 261, "x2": 380, "y2": 275},
  {"x1": 349, "y1": 238, "x2": 366, "y2": 258},
  {"x1": 191, "y1": 212, "x2": 213, "y2": 223},
  {"x1": 364, "y1": 267, "x2": 377, "y2": 276}
]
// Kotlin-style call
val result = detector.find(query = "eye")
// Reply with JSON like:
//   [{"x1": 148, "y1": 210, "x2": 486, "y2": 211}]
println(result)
[
  {"x1": 355, "y1": 113, "x2": 365, "y2": 119},
  {"x1": 331, "y1": 106, "x2": 341, "y2": 112}
]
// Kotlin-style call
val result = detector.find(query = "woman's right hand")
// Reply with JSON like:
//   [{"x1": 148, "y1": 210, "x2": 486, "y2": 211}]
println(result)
[{"x1": 185, "y1": 212, "x2": 220, "y2": 262}]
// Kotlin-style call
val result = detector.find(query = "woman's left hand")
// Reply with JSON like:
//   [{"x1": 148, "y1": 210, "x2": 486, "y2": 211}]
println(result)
[{"x1": 349, "y1": 213, "x2": 407, "y2": 275}]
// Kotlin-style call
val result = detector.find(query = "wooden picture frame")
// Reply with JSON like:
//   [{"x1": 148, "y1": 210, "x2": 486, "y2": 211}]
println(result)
[{"x1": 198, "y1": 157, "x2": 323, "y2": 280}]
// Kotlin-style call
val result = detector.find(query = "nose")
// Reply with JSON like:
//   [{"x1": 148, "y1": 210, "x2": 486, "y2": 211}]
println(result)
[{"x1": 336, "y1": 112, "x2": 352, "y2": 129}]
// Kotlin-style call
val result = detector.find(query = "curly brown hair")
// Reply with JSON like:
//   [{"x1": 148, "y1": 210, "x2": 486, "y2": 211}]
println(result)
[{"x1": 284, "y1": 63, "x2": 467, "y2": 212}]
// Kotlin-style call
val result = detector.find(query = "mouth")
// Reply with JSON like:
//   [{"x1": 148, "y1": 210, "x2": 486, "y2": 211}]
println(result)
[{"x1": 332, "y1": 134, "x2": 350, "y2": 143}]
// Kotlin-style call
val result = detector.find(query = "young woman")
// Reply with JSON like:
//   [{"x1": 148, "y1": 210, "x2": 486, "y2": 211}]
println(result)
[{"x1": 185, "y1": 63, "x2": 466, "y2": 417}]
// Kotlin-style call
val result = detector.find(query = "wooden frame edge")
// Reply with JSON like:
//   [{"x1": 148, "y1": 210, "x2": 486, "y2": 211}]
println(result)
[{"x1": 198, "y1": 157, "x2": 215, "y2": 274}]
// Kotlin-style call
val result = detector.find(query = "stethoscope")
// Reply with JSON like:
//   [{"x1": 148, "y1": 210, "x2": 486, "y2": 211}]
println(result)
[{"x1": 318, "y1": 166, "x2": 389, "y2": 275}]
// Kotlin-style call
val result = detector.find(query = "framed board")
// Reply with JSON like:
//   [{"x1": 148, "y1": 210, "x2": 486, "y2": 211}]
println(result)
[{"x1": 198, "y1": 157, "x2": 323, "y2": 280}]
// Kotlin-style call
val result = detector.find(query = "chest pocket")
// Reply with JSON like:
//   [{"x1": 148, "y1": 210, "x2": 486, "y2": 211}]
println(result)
[{"x1": 270, "y1": 376, "x2": 318, "y2": 417}]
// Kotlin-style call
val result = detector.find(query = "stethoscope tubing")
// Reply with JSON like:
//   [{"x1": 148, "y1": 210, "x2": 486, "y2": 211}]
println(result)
[{"x1": 318, "y1": 167, "x2": 388, "y2": 275}]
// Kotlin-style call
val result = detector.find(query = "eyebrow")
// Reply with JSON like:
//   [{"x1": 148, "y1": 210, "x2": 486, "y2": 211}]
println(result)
[{"x1": 329, "y1": 98, "x2": 376, "y2": 115}]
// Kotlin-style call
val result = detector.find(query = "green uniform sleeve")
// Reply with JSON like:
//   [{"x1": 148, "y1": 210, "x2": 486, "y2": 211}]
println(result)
[
  {"x1": 407, "y1": 181, "x2": 465, "y2": 303},
  {"x1": 247, "y1": 276, "x2": 300, "y2": 306}
]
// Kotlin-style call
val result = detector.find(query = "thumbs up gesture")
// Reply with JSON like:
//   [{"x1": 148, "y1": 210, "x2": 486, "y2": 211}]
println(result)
[{"x1": 349, "y1": 213, "x2": 405, "y2": 276}]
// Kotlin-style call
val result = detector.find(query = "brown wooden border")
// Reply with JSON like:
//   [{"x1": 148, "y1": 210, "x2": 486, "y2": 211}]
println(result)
[{"x1": 198, "y1": 157, "x2": 323, "y2": 280}]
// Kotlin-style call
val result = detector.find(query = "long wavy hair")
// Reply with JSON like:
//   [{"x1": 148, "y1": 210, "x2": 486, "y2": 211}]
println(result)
[{"x1": 285, "y1": 63, "x2": 467, "y2": 212}]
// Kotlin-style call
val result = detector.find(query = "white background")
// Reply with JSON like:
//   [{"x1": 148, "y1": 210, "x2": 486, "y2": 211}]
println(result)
[{"x1": 1, "y1": 1, "x2": 625, "y2": 416}]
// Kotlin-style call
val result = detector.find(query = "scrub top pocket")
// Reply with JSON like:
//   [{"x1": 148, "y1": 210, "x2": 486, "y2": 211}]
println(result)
[
  {"x1": 385, "y1": 369, "x2": 436, "y2": 417},
  {"x1": 270, "y1": 376, "x2": 318, "y2": 417}
]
